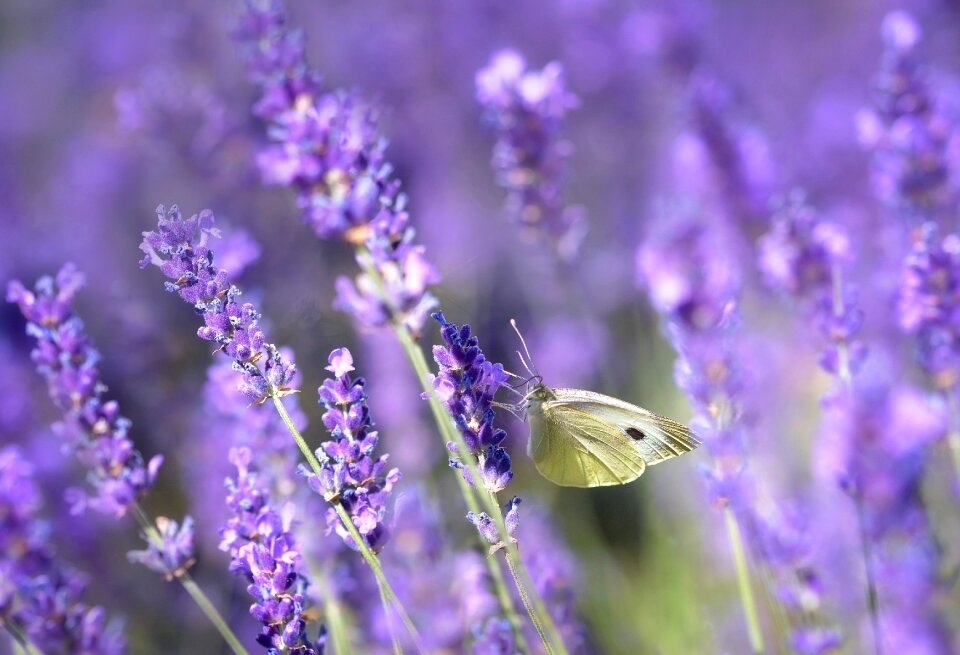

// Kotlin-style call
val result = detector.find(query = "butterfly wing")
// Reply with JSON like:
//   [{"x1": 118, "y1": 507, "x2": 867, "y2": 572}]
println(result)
[
  {"x1": 528, "y1": 400, "x2": 647, "y2": 487},
  {"x1": 551, "y1": 388, "x2": 701, "y2": 466}
]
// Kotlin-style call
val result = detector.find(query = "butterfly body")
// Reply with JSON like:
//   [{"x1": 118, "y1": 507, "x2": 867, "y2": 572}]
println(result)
[{"x1": 524, "y1": 382, "x2": 700, "y2": 488}]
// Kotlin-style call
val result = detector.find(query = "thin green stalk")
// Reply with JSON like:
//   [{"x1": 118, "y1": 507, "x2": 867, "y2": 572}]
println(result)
[
  {"x1": 312, "y1": 566, "x2": 354, "y2": 655},
  {"x1": 724, "y1": 508, "x2": 764, "y2": 654},
  {"x1": 3, "y1": 621, "x2": 42, "y2": 655},
  {"x1": 132, "y1": 505, "x2": 249, "y2": 655},
  {"x1": 271, "y1": 396, "x2": 427, "y2": 655},
  {"x1": 392, "y1": 318, "x2": 568, "y2": 655}
]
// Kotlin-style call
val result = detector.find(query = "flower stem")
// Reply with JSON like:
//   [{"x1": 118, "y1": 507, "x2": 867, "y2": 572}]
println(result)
[
  {"x1": 132, "y1": 504, "x2": 249, "y2": 655},
  {"x1": 391, "y1": 319, "x2": 567, "y2": 655},
  {"x1": 312, "y1": 566, "x2": 354, "y2": 655},
  {"x1": 271, "y1": 395, "x2": 427, "y2": 655},
  {"x1": 724, "y1": 507, "x2": 764, "y2": 655},
  {"x1": 3, "y1": 620, "x2": 42, "y2": 655}
]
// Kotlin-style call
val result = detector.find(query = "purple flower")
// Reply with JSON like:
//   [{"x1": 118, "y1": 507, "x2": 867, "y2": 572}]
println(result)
[
  {"x1": 185, "y1": 358, "x2": 305, "y2": 547},
  {"x1": 6, "y1": 264, "x2": 163, "y2": 518},
  {"x1": 301, "y1": 348, "x2": 400, "y2": 553},
  {"x1": 817, "y1": 379, "x2": 949, "y2": 651},
  {"x1": 467, "y1": 497, "x2": 520, "y2": 548},
  {"x1": 221, "y1": 447, "x2": 323, "y2": 654},
  {"x1": 640, "y1": 200, "x2": 840, "y2": 649},
  {"x1": 471, "y1": 618, "x2": 519, "y2": 655},
  {"x1": 898, "y1": 221, "x2": 960, "y2": 388},
  {"x1": 140, "y1": 205, "x2": 297, "y2": 403},
  {"x1": 127, "y1": 516, "x2": 197, "y2": 581},
  {"x1": 0, "y1": 446, "x2": 126, "y2": 654},
  {"x1": 234, "y1": 0, "x2": 441, "y2": 335},
  {"x1": 675, "y1": 72, "x2": 777, "y2": 226},
  {"x1": 757, "y1": 195, "x2": 866, "y2": 377},
  {"x1": 858, "y1": 11, "x2": 958, "y2": 222},
  {"x1": 476, "y1": 49, "x2": 585, "y2": 259},
  {"x1": 430, "y1": 312, "x2": 513, "y2": 490}
]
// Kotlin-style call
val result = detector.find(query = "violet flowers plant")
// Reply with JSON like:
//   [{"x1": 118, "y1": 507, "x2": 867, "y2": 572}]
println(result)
[{"x1": 8, "y1": 1, "x2": 960, "y2": 653}]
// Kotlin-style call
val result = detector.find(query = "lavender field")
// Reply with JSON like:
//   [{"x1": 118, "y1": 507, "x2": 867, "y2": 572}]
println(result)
[{"x1": 2, "y1": 0, "x2": 960, "y2": 653}]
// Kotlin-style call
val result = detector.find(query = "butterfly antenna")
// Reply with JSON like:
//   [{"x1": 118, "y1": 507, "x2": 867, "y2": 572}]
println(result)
[{"x1": 510, "y1": 319, "x2": 540, "y2": 378}]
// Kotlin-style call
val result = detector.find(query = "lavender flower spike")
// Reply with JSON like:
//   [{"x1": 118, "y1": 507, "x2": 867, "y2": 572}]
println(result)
[
  {"x1": 127, "y1": 516, "x2": 197, "y2": 581},
  {"x1": 476, "y1": 49, "x2": 585, "y2": 259},
  {"x1": 858, "y1": 11, "x2": 958, "y2": 223},
  {"x1": 234, "y1": 0, "x2": 441, "y2": 335},
  {"x1": 302, "y1": 348, "x2": 401, "y2": 553},
  {"x1": 221, "y1": 447, "x2": 323, "y2": 654},
  {"x1": 140, "y1": 205, "x2": 297, "y2": 403},
  {"x1": 0, "y1": 446, "x2": 126, "y2": 654},
  {"x1": 6, "y1": 264, "x2": 162, "y2": 518}
]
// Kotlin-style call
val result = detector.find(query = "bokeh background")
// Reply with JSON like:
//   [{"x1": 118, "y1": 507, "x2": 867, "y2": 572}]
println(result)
[{"x1": 3, "y1": 0, "x2": 960, "y2": 653}]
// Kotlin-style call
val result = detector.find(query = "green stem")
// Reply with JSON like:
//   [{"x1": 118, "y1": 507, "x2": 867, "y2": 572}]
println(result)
[
  {"x1": 313, "y1": 567, "x2": 354, "y2": 655},
  {"x1": 132, "y1": 505, "x2": 250, "y2": 655},
  {"x1": 3, "y1": 621, "x2": 42, "y2": 655},
  {"x1": 724, "y1": 508, "x2": 764, "y2": 654},
  {"x1": 391, "y1": 317, "x2": 567, "y2": 655},
  {"x1": 271, "y1": 396, "x2": 427, "y2": 655}
]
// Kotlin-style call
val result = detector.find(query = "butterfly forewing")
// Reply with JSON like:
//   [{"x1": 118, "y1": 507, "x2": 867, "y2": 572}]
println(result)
[{"x1": 550, "y1": 388, "x2": 701, "y2": 466}]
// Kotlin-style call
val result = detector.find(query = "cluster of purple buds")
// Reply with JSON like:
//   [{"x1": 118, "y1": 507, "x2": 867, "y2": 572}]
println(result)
[
  {"x1": 857, "y1": 11, "x2": 958, "y2": 222},
  {"x1": 430, "y1": 312, "x2": 514, "y2": 493},
  {"x1": 471, "y1": 618, "x2": 518, "y2": 655},
  {"x1": 126, "y1": 516, "x2": 196, "y2": 581},
  {"x1": 302, "y1": 348, "x2": 400, "y2": 553},
  {"x1": 221, "y1": 447, "x2": 323, "y2": 654},
  {"x1": 234, "y1": 0, "x2": 441, "y2": 335},
  {"x1": 757, "y1": 195, "x2": 865, "y2": 377},
  {"x1": 6, "y1": 264, "x2": 163, "y2": 517},
  {"x1": 467, "y1": 496, "x2": 521, "y2": 553},
  {"x1": 0, "y1": 446, "x2": 126, "y2": 654},
  {"x1": 475, "y1": 49, "x2": 585, "y2": 259},
  {"x1": 139, "y1": 205, "x2": 298, "y2": 403},
  {"x1": 899, "y1": 221, "x2": 960, "y2": 388}
]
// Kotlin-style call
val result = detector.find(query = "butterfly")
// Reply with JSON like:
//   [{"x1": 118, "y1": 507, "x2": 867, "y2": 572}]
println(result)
[{"x1": 509, "y1": 321, "x2": 701, "y2": 488}]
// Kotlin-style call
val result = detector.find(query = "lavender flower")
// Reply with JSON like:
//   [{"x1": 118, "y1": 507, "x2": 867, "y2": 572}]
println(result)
[
  {"x1": 430, "y1": 312, "x2": 513, "y2": 492},
  {"x1": 6, "y1": 264, "x2": 162, "y2": 518},
  {"x1": 139, "y1": 204, "x2": 297, "y2": 403},
  {"x1": 221, "y1": 446, "x2": 323, "y2": 654},
  {"x1": 467, "y1": 496, "x2": 521, "y2": 548},
  {"x1": 234, "y1": 0, "x2": 441, "y2": 335},
  {"x1": 471, "y1": 618, "x2": 519, "y2": 655},
  {"x1": 675, "y1": 72, "x2": 777, "y2": 227},
  {"x1": 186, "y1": 358, "x2": 304, "y2": 547},
  {"x1": 302, "y1": 348, "x2": 400, "y2": 553},
  {"x1": 0, "y1": 446, "x2": 126, "y2": 654},
  {"x1": 818, "y1": 379, "x2": 949, "y2": 652},
  {"x1": 641, "y1": 202, "x2": 839, "y2": 650},
  {"x1": 475, "y1": 49, "x2": 585, "y2": 259},
  {"x1": 127, "y1": 516, "x2": 196, "y2": 581},
  {"x1": 858, "y1": 11, "x2": 958, "y2": 223},
  {"x1": 899, "y1": 221, "x2": 960, "y2": 388},
  {"x1": 757, "y1": 195, "x2": 866, "y2": 376}
]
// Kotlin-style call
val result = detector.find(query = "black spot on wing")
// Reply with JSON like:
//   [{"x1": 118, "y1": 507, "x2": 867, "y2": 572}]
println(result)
[{"x1": 626, "y1": 427, "x2": 646, "y2": 441}]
